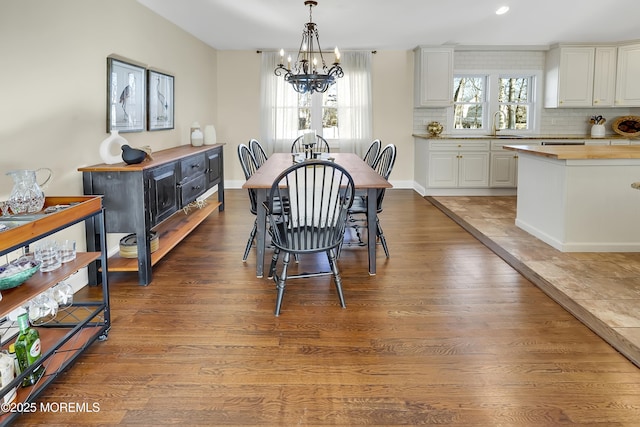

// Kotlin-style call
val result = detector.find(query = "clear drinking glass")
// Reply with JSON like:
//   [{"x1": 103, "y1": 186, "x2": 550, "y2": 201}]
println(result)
[
  {"x1": 28, "y1": 293, "x2": 58, "y2": 325},
  {"x1": 60, "y1": 240, "x2": 76, "y2": 263},
  {"x1": 34, "y1": 240, "x2": 61, "y2": 272},
  {"x1": 50, "y1": 281, "x2": 74, "y2": 309}
]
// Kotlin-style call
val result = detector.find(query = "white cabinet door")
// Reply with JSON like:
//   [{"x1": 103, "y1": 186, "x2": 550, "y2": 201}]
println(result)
[
  {"x1": 414, "y1": 47, "x2": 454, "y2": 107},
  {"x1": 615, "y1": 43, "x2": 640, "y2": 106},
  {"x1": 490, "y1": 152, "x2": 518, "y2": 187},
  {"x1": 428, "y1": 152, "x2": 458, "y2": 187},
  {"x1": 593, "y1": 47, "x2": 617, "y2": 107},
  {"x1": 556, "y1": 47, "x2": 595, "y2": 107},
  {"x1": 428, "y1": 151, "x2": 489, "y2": 188},
  {"x1": 459, "y1": 152, "x2": 490, "y2": 187}
]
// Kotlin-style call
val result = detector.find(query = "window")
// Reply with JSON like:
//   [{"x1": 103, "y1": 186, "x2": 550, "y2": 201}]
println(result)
[
  {"x1": 453, "y1": 75, "x2": 487, "y2": 129},
  {"x1": 261, "y1": 50, "x2": 372, "y2": 154},
  {"x1": 451, "y1": 72, "x2": 538, "y2": 134},
  {"x1": 497, "y1": 76, "x2": 532, "y2": 131},
  {"x1": 298, "y1": 84, "x2": 339, "y2": 140}
]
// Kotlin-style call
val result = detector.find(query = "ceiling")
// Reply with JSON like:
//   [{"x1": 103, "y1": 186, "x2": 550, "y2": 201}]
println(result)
[{"x1": 137, "y1": 0, "x2": 640, "y2": 51}]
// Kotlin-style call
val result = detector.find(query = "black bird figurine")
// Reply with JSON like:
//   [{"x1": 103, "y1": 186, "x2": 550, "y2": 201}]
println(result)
[{"x1": 121, "y1": 145, "x2": 146, "y2": 164}]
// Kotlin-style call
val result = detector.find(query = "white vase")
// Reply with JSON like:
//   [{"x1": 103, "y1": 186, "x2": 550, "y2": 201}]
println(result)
[
  {"x1": 591, "y1": 124, "x2": 605, "y2": 138},
  {"x1": 99, "y1": 130, "x2": 127, "y2": 164},
  {"x1": 191, "y1": 129, "x2": 204, "y2": 147},
  {"x1": 204, "y1": 125, "x2": 217, "y2": 145}
]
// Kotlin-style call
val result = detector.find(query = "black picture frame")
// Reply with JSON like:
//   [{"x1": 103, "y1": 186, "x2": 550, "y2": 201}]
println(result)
[
  {"x1": 147, "y1": 69, "x2": 175, "y2": 131},
  {"x1": 107, "y1": 57, "x2": 146, "y2": 132}
]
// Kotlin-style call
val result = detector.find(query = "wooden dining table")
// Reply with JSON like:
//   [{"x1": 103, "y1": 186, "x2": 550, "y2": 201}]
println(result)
[{"x1": 242, "y1": 152, "x2": 393, "y2": 277}]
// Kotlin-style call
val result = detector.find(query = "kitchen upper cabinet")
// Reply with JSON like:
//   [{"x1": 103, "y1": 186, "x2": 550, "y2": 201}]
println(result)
[
  {"x1": 414, "y1": 47, "x2": 454, "y2": 107},
  {"x1": 545, "y1": 45, "x2": 617, "y2": 108},
  {"x1": 615, "y1": 43, "x2": 640, "y2": 106},
  {"x1": 593, "y1": 47, "x2": 617, "y2": 107},
  {"x1": 545, "y1": 46, "x2": 593, "y2": 108}
]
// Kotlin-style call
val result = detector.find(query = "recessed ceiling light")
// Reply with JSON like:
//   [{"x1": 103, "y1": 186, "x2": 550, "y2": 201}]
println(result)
[{"x1": 496, "y1": 6, "x2": 510, "y2": 15}]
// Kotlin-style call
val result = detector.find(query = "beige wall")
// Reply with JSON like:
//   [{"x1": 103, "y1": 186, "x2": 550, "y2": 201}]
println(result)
[
  {"x1": 371, "y1": 50, "x2": 414, "y2": 187},
  {"x1": 0, "y1": 0, "x2": 218, "y2": 201}
]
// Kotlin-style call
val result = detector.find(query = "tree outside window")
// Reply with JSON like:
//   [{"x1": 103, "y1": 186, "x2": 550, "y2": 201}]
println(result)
[
  {"x1": 453, "y1": 76, "x2": 486, "y2": 129},
  {"x1": 497, "y1": 76, "x2": 531, "y2": 131}
]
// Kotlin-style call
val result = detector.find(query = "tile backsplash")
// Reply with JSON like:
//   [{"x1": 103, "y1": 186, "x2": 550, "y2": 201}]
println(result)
[{"x1": 413, "y1": 49, "x2": 640, "y2": 136}]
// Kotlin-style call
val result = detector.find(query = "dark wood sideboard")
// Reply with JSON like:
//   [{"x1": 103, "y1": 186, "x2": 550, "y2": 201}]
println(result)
[{"x1": 78, "y1": 144, "x2": 224, "y2": 285}]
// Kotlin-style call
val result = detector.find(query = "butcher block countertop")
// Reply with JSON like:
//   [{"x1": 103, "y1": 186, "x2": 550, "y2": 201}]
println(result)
[{"x1": 503, "y1": 144, "x2": 640, "y2": 160}]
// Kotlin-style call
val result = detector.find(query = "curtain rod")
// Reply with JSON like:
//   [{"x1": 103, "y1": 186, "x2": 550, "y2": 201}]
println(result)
[{"x1": 256, "y1": 50, "x2": 377, "y2": 54}]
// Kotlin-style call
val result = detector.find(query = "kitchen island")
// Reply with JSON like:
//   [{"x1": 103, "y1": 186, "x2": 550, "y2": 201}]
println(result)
[{"x1": 503, "y1": 144, "x2": 640, "y2": 252}]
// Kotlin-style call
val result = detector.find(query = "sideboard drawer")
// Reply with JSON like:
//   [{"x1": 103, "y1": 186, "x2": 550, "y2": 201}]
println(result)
[
  {"x1": 179, "y1": 173, "x2": 207, "y2": 206},
  {"x1": 180, "y1": 153, "x2": 206, "y2": 182}
]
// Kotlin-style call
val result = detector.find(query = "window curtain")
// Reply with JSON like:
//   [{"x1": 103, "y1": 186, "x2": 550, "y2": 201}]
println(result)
[
  {"x1": 336, "y1": 51, "x2": 372, "y2": 156},
  {"x1": 260, "y1": 52, "x2": 298, "y2": 153},
  {"x1": 260, "y1": 50, "x2": 372, "y2": 155}
]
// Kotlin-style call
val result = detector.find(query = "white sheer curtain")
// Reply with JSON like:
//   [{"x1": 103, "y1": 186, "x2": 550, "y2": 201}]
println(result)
[
  {"x1": 336, "y1": 51, "x2": 372, "y2": 156},
  {"x1": 260, "y1": 52, "x2": 298, "y2": 153},
  {"x1": 260, "y1": 50, "x2": 372, "y2": 155}
]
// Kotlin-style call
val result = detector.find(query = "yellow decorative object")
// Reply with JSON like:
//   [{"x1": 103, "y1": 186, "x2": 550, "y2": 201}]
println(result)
[{"x1": 427, "y1": 121, "x2": 444, "y2": 137}]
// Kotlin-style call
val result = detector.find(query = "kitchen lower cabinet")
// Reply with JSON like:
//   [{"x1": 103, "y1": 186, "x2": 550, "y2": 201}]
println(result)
[
  {"x1": 427, "y1": 140, "x2": 490, "y2": 188},
  {"x1": 490, "y1": 152, "x2": 518, "y2": 187},
  {"x1": 489, "y1": 140, "x2": 528, "y2": 188},
  {"x1": 0, "y1": 196, "x2": 110, "y2": 426},
  {"x1": 79, "y1": 144, "x2": 225, "y2": 285}
]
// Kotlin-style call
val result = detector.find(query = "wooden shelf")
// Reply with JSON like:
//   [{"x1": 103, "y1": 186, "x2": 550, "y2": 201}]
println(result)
[
  {"x1": 0, "y1": 252, "x2": 100, "y2": 318},
  {"x1": 106, "y1": 198, "x2": 222, "y2": 272},
  {"x1": 0, "y1": 325, "x2": 106, "y2": 424}
]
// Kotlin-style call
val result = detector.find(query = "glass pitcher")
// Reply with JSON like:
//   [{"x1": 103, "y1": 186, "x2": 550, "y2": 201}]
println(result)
[{"x1": 6, "y1": 168, "x2": 52, "y2": 214}]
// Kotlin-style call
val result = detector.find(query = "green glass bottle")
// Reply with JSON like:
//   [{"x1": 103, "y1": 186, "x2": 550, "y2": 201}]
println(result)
[{"x1": 14, "y1": 313, "x2": 45, "y2": 387}]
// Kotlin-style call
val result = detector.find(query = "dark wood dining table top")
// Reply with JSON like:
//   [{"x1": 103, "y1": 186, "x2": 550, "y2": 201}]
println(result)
[{"x1": 242, "y1": 153, "x2": 392, "y2": 190}]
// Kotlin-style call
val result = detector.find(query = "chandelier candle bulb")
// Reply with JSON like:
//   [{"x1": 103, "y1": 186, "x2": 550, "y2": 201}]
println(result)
[{"x1": 334, "y1": 47, "x2": 340, "y2": 63}]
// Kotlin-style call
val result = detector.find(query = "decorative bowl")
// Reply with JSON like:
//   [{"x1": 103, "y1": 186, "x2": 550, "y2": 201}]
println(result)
[
  {"x1": 0, "y1": 258, "x2": 42, "y2": 290},
  {"x1": 427, "y1": 121, "x2": 444, "y2": 137},
  {"x1": 119, "y1": 231, "x2": 160, "y2": 258}
]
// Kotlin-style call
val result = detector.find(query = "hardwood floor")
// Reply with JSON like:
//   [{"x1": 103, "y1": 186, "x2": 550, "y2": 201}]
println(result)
[{"x1": 19, "y1": 190, "x2": 640, "y2": 426}]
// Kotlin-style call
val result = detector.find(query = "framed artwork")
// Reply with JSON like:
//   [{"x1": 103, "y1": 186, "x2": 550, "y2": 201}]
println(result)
[
  {"x1": 107, "y1": 57, "x2": 146, "y2": 133},
  {"x1": 147, "y1": 69, "x2": 175, "y2": 131}
]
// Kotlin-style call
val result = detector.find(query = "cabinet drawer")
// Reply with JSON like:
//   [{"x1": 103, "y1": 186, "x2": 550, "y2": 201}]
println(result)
[
  {"x1": 179, "y1": 173, "x2": 207, "y2": 206},
  {"x1": 180, "y1": 154, "x2": 206, "y2": 182},
  {"x1": 430, "y1": 140, "x2": 490, "y2": 151}
]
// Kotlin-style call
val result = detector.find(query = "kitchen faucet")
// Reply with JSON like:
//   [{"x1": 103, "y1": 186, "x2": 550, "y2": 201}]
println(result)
[{"x1": 492, "y1": 111, "x2": 506, "y2": 136}]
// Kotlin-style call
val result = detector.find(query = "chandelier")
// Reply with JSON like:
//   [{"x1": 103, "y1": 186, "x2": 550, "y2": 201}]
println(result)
[{"x1": 274, "y1": 0, "x2": 343, "y2": 94}]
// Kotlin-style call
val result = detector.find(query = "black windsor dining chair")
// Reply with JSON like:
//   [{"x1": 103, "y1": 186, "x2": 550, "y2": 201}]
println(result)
[
  {"x1": 291, "y1": 134, "x2": 330, "y2": 154},
  {"x1": 362, "y1": 139, "x2": 382, "y2": 167},
  {"x1": 249, "y1": 138, "x2": 268, "y2": 168},
  {"x1": 237, "y1": 144, "x2": 260, "y2": 262},
  {"x1": 346, "y1": 143, "x2": 397, "y2": 258},
  {"x1": 264, "y1": 160, "x2": 355, "y2": 316}
]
